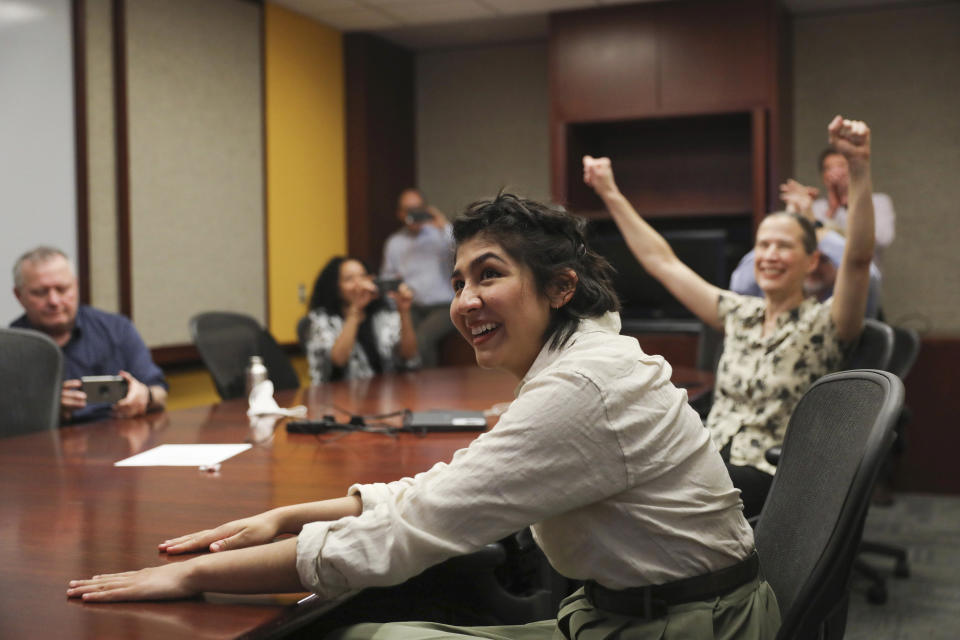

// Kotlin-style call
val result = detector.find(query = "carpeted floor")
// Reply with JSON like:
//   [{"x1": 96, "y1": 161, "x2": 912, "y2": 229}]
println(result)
[{"x1": 845, "y1": 493, "x2": 960, "y2": 640}]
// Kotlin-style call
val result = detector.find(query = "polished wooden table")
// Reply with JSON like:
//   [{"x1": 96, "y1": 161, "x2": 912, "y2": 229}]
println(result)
[{"x1": 0, "y1": 366, "x2": 712, "y2": 639}]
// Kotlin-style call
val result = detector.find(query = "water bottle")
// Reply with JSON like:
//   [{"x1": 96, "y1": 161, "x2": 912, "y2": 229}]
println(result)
[{"x1": 245, "y1": 355, "x2": 268, "y2": 397}]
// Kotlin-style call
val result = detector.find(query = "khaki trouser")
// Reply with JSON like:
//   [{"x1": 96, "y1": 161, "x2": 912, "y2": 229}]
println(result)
[{"x1": 326, "y1": 576, "x2": 780, "y2": 640}]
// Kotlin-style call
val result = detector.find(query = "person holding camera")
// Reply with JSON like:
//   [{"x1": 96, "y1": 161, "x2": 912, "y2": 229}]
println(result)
[
  {"x1": 10, "y1": 246, "x2": 167, "y2": 423},
  {"x1": 380, "y1": 188, "x2": 458, "y2": 367},
  {"x1": 305, "y1": 256, "x2": 419, "y2": 384}
]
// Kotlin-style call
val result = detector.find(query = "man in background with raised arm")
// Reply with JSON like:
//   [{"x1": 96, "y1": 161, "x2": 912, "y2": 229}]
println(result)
[
  {"x1": 814, "y1": 145, "x2": 895, "y2": 268},
  {"x1": 11, "y1": 246, "x2": 167, "y2": 423}
]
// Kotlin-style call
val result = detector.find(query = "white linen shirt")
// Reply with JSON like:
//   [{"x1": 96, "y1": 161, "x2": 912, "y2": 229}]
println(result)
[{"x1": 296, "y1": 312, "x2": 753, "y2": 599}]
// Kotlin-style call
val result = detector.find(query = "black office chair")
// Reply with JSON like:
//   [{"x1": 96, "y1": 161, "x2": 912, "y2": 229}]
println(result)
[
  {"x1": 843, "y1": 318, "x2": 894, "y2": 370},
  {"x1": 754, "y1": 369, "x2": 904, "y2": 640},
  {"x1": 887, "y1": 326, "x2": 920, "y2": 380},
  {"x1": 296, "y1": 315, "x2": 312, "y2": 354},
  {"x1": 0, "y1": 327, "x2": 63, "y2": 437},
  {"x1": 689, "y1": 324, "x2": 723, "y2": 419},
  {"x1": 190, "y1": 312, "x2": 301, "y2": 400},
  {"x1": 853, "y1": 325, "x2": 921, "y2": 604}
]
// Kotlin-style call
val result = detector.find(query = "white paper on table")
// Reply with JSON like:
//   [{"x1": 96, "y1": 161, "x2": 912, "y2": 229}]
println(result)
[{"x1": 114, "y1": 444, "x2": 252, "y2": 467}]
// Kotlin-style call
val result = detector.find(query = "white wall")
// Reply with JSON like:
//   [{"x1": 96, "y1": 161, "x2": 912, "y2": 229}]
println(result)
[
  {"x1": 0, "y1": 0, "x2": 77, "y2": 323},
  {"x1": 792, "y1": 1, "x2": 960, "y2": 333},
  {"x1": 416, "y1": 42, "x2": 550, "y2": 218},
  {"x1": 125, "y1": 0, "x2": 265, "y2": 346}
]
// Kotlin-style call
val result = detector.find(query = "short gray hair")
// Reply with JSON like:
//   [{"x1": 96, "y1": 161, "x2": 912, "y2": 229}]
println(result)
[{"x1": 13, "y1": 246, "x2": 73, "y2": 290}]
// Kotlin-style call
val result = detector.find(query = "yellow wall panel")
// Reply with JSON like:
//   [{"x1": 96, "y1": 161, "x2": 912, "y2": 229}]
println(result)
[{"x1": 265, "y1": 3, "x2": 346, "y2": 343}]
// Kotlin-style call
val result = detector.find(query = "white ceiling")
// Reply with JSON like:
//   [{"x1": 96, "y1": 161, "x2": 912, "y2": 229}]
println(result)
[{"x1": 272, "y1": 0, "x2": 927, "y2": 49}]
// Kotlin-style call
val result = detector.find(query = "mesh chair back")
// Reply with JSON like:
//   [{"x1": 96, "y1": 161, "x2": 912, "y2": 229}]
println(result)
[
  {"x1": 695, "y1": 324, "x2": 724, "y2": 373},
  {"x1": 754, "y1": 369, "x2": 903, "y2": 640},
  {"x1": 190, "y1": 312, "x2": 300, "y2": 400},
  {"x1": 844, "y1": 318, "x2": 894, "y2": 370},
  {"x1": 888, "y1": 326, "x2": 920, "y2": 379},
  {"x1": 0, "y1": 328, "x2": 63, "y2": 437}
]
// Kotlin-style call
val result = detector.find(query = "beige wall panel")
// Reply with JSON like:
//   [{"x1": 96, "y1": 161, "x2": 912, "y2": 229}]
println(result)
[
  {"x1": 126, "y1": 0, "x2": 264, "y2": 346},
  {"x1": 416, "y1": 42, "x2": 550, "y2": 218},
  {"x1": 85, "y1": 0, "x2": 119, "y2": 313},
  {"x1": 793, "y1": 2, "x2": 960, "y2": 333}
]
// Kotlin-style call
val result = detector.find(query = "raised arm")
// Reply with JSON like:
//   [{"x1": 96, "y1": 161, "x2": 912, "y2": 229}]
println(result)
[
  {"x1": 388, "y1": 283, "x2": 418, "y2": 361},
  {"x1": 827, "y1": 116, "x2": 875, "y2": 341},
  {"x1": 583, "y1": 156, "x2": 724, "y2": 329}
]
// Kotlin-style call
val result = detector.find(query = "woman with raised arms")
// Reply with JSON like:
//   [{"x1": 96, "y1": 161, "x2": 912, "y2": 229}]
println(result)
[{"x1": 583, "y1": 116, "x2": 876, "y2": 519}]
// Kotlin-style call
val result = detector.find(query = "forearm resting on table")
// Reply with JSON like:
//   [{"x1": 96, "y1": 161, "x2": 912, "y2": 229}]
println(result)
[
  {"x1": 276, "y1": 495, "x2": 363, "y2": 533},
  {"x1": 188, "y1": 537, "x2": 305, "y2": 594}
]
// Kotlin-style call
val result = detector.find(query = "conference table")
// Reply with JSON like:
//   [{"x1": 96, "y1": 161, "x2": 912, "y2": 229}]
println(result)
[{"x1": 0, "y1": 365, "x2": 713, "y2": 639}]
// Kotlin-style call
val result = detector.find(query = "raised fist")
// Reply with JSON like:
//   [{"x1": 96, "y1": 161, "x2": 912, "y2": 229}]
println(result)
[{"x1": 828, "y1": 115, "x2": 871, "y2": 172}]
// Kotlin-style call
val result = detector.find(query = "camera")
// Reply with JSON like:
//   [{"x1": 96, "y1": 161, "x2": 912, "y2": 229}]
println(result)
[
  {"x1": 374, "y1": 278, "x2": 402, "y2": 295},
  {"x1": 405, "y1": 207, "x2": 433, "y2": 224},
  {"x1": 81, "y1": 375, "x2": 129, "y2": 405}
]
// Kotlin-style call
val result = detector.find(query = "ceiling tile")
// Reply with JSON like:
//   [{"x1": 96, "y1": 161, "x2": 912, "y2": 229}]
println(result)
[
  {"x1": 376, "y1": 1, "x2": 496, "y2": 26},
  {"x1": 480, "y1": 0, "x2": 600, "y2": 15},
  {"x1": 308, "y1": 6, "x2": 400, "y2": 30}
]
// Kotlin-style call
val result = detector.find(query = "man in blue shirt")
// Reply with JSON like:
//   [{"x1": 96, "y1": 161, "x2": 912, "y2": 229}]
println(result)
[
  {"x1": 380, "y1": 188, "x2": 457, "y2": 367},
  {"x1": 11, "y1": 246, "x2": 168, "y2": 423}
]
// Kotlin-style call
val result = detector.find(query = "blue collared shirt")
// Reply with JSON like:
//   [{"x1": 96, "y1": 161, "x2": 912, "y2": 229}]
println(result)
[
  {"x1": 381, "y1": 224, "x2": 455, "y2": 306},
  {"x1": 11, "y1": 305, "x2": 167, "y2": 422}
]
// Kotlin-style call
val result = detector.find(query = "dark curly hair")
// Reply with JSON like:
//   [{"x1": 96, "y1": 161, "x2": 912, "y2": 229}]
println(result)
[
  {"x1": 307, "y1": 256, "x2": 387, "y2": 377},
  {"x1": 308, "y1": 256, "x2": 385, "y2": 316},
  {"x1": 453, "y1": 193, "x2": 620, "y2": 350}
]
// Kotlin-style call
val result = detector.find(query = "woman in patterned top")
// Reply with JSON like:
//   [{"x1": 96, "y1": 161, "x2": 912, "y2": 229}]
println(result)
[
  {"x1": 584, "y1": 115, "x2": 876, "y2": 518},
  {"x1": 306, "y1": 256, "x2": 419, "y2": 384}
]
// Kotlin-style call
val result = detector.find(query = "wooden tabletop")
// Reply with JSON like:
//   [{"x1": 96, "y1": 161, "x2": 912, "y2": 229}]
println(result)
[{"x1": 0, "y1": 365, "x2": 711, "y2": 639}]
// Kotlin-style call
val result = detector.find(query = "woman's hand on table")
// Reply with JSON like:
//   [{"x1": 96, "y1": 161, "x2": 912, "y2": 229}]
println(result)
[
  {"x1": 158, "y1": 510, "x2": 283, "y2": 555},
  {"x1": 68, "y1": 563, "x2": 198, "y2": 602}
]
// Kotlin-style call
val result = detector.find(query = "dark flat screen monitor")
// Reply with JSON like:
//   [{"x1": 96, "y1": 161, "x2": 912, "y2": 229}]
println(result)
[{"x1": 588, "y1": 227, "x2": 728, "y2": 324}]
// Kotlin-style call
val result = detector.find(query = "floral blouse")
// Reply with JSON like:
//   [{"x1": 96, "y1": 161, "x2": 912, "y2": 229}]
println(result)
[
  {"x1": 306, "y1": 308, "x2": 420, "y2": 385},
  {"x1": 706, "y1": 292, "x2": 848, "y2": 475}
]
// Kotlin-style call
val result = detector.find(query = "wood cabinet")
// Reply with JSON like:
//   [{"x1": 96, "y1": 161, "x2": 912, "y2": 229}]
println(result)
[
  {"x1": 549, "y1": 0, "x2": 789, "y2": 223},
  {"x1": 549, "y1": 0, "x2": 789, "y2": 347}
]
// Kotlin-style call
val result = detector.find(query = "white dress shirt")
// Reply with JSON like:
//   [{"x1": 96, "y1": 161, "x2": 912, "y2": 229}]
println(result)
[
  {"x1": 296, "y1": 312, "x2": 753, "y2": 599},
  {"x1": 812, "y1": 193, "x2": 895, "y2": 268}
]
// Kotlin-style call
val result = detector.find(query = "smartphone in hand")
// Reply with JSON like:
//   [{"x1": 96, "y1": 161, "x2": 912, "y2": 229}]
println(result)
[
  {"x1": 374, "y1": 278, "x2": 402, "y2": 296},
  {"x1": 81, "y1": 375, "x2": 129, "y2": 404},
  {"x1": 405, "y1": 207, "x2": 433, "y2": 224}
]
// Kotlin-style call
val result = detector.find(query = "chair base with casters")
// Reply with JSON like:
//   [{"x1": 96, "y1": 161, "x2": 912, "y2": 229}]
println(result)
[
  {"x1": 854, "y1": 542, "x2": 910, "y2": 605},
  {"x1": 847, "y1": 324, "x2": 920, "y2": 606}
]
